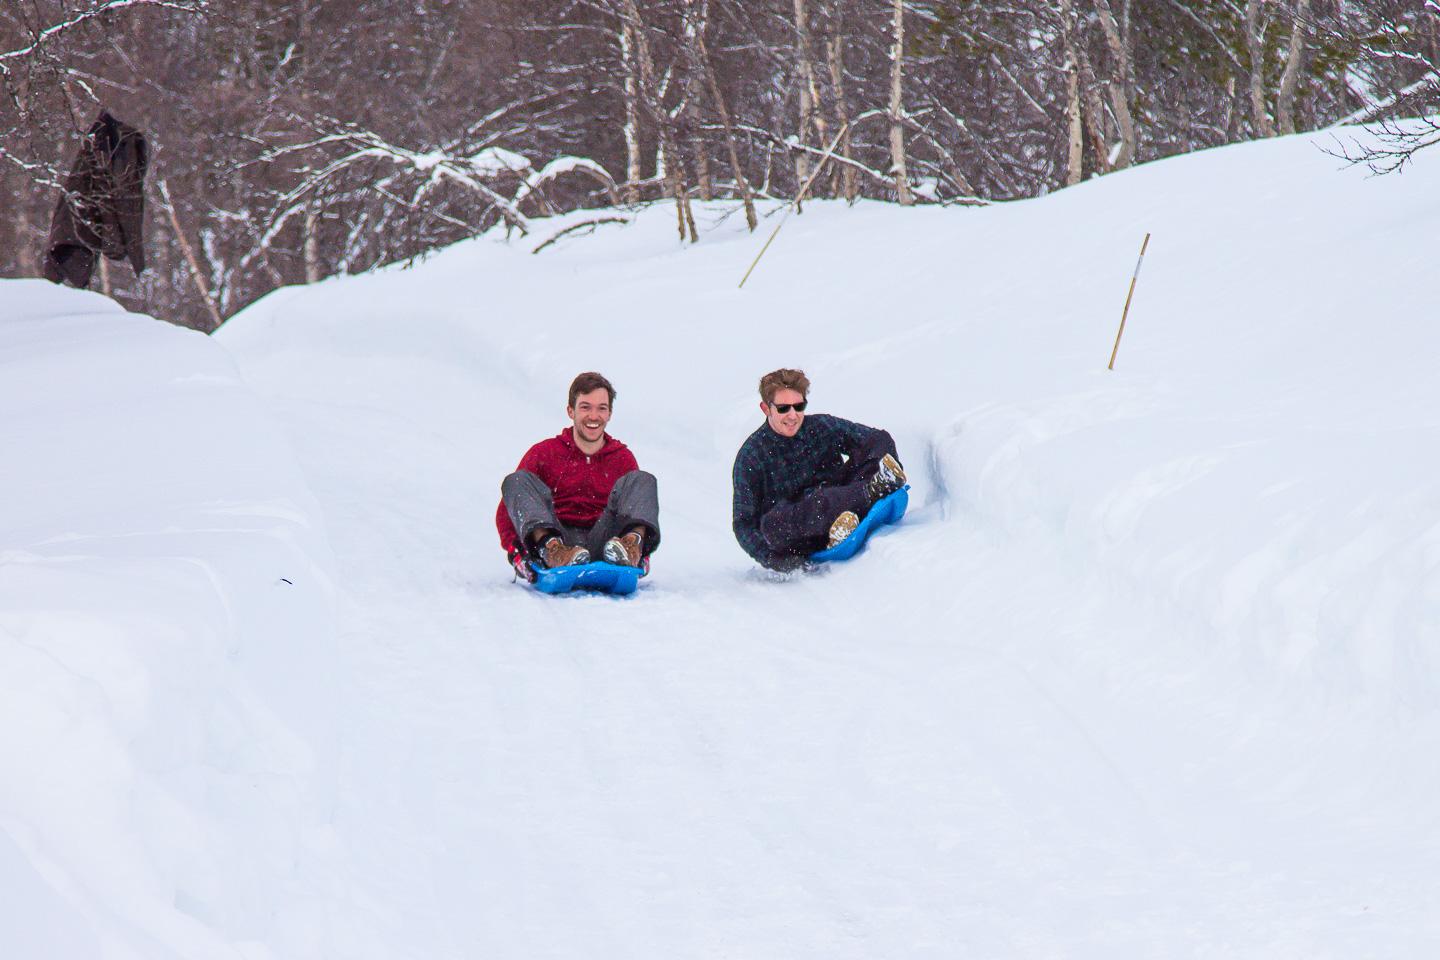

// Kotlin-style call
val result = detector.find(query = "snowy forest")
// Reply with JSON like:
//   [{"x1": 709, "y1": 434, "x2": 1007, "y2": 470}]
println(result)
[{"x1": 2, "y1": 0, "x2": 1437, "y2": 331}]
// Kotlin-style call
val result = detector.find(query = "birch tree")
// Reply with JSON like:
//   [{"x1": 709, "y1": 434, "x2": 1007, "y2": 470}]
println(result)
[
  {"x1": 887, "y1": 0, "x2": 911, "y2": 205},
  {"x1": 1275, "y1": 0, "x2": 1312, "y2": 135},
  {"x1": 825, "y1": 19, "x2": 857, "y2": 202},
  {"x1": 621, "y1": 17, "x2": 644, "y2": 202},
  {"x1": 1091, "y1": 0, "x2": 1136, "y2": 168},
  {"x1": 687, "y1": 0, "x2": 756, "y2": 228},
  {"x1": 1246, "y1": 0, "x2": 1277, "y2": 136},
  {"x1": 1060, "y1": 0, "x2": 1084, "y2": 186},
  {"x1": 618, "y1": 0, "x2": 698, "y2": 241},
  {"x1": 791, "y1": 0, "x2": 830, "y2": 200}
]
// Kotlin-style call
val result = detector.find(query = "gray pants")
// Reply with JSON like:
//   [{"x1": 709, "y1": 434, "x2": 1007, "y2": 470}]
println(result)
[{"x1": 501, "y1": 469, "x2": 661, "y2": 559}]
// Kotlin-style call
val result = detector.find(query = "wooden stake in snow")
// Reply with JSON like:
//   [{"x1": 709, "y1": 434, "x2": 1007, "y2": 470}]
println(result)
[
  {"x1": 1108, "y1": 232, "x2": 1150, "y2": 371},
  {"x1": 738, "y1": 122, "x2": 849, "y2": 289}
]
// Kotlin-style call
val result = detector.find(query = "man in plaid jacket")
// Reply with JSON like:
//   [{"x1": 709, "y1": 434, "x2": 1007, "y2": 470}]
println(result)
[{"x1": 731, "y1": 368, "x2": 905, "y2": 572}]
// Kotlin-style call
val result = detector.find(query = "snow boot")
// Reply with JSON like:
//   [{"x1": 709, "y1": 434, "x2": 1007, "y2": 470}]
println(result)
[
  {"x1": 827, "y1": 510, "x2": 859, "y2": 548},
  {"x1": 542, "y1": 537, "x2": 590, "y2": 568},
  {"x1": 866, "y1": 453, "x2": 906, "y2": 503},
  {"x1": 602, "y1": 530, "x2": 645, "y2": 567}
]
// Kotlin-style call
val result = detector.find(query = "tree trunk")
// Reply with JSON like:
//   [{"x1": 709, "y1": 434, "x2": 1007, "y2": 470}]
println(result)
[
  {"x1": 622, "y1": 19, "x2": 643, "y2": 202},
  {"x1": 160, "y1": 180, "x2": 224, "y2": 331},
  {"x1": 1077, "y1": 46, "x2": 1112, "y2": 175},
  {"x1": 304, "y1": 206, "x2": 322, "y2": 283},
  {"x1": 888, "y1": 0, "x2": 912, "y2": 205},
  {"x1": 679, "y1": 169, "x2": 699, "y2": 240},
  {"x1": 1275, "y1": 0, "x2": 1311, "y2": 135},
  {"x1": 1247, "y1": 0, "x2": 1276, "y2": 137},
  {"x1": 1061, "y1": 0, "x2": 1084, "y2": 186},
  {"x1": 623, "y1": 0, "x2": 697, "y2": 242},
  {"x1": 693, "y1": 128, "x2": 713, "y2": 201},
  {"x1": 14, "y1": 199, "x2": 37, "y2": 276},
  {"x1": 656, "y1": 141, "x2": 698, "y2": 243},
  {"x1": 680, "y1": 5, "x2": 713, "y2": 202},
  {"x1": 1093, "y1": 0, "x2": 1137, "y2": 169},
  {"x1": 1222, "y1": 73, "x2": 1239, "y2": 141},
  {"x1": 694, "y1": 16, "x2": 757, "y2": 229},
  {"x1": 792, "y1": 0, "x2": 829, "y2": 204},
  {"x1": 826, "y1": 30, "x2": 857, "y2": 202}
]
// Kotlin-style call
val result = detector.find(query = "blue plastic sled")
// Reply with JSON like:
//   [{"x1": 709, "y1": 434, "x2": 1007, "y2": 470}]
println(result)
[
  {"x1": 529, "y1": 560, "x2": 642, "y2": 596},
  {"x1": 810, "y1": 486, "x2": 909, "y2": 563}
]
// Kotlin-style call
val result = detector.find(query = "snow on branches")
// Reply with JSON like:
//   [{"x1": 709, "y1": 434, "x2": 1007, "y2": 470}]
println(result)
[
  {"x1": 0, "y1": 0, "x2": 207, "y2": 71},
  {"x1": 245, "y1": 115, "x2": 621, "y2": 278}
]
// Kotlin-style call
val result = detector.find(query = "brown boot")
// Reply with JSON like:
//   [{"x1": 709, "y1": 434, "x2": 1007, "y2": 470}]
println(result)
[
  {"x1": 602, "y1": 530, "x2": 645, "y2": 567},
  {"x1": 541, "y1": 536, "x2": 590, "y2": 569},
  {"x1": 827, "y1": 511, "x2": 859, "y2": 548},
  {"x1": 865, "y1": 453, "x2": 906, "y2": 504}
]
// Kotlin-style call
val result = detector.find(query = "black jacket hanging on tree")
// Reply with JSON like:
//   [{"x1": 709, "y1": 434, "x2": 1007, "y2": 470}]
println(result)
[{"x1": 43, "y1": 111, "x2": 149, "y2": 288}]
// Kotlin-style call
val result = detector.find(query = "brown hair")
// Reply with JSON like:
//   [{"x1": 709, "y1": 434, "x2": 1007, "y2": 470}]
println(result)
[
  {"x1": 758, "y1": 368, "x2": 810, "y2": 405},
  {"x1": 568, "y1": 371, "x2": 616, "y2": 408}
]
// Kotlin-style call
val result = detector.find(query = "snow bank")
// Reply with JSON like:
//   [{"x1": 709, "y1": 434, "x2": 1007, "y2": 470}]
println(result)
[
  {"x1": 0, "y1": 280, "x2": 337, "y2": 959},
  {"x1": 917, "y1": 132, "x2": 1440, "y2": 703}
]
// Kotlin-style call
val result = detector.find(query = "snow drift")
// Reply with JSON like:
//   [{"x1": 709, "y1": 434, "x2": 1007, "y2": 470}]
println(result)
[{"x1": 0, "y1": 281, "x2": 337, "y2": 959}]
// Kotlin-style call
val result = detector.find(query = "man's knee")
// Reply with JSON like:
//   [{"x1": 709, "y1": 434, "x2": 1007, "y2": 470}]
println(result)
[
  {"x1": 759, "y1": 500, "x2": 802, "y2": 548},
  {"x1": 608, "y1": 470, "x2": 658, "y2": 511},
  {"x1": 502, "y1": 469, "x2": 547, "y2": 499},
  {"x1": 612, "y1": 469, "x2": 657, "y2": 496},
  {"x1": 866, "y1": 430, "x2": 898, "y2": 461}
]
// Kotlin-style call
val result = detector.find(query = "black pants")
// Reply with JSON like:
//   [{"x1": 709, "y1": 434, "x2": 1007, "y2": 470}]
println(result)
[
  {"x1": 502, "y1": 469, "x2": 661, "y2": 558},
  {"x1": 759, "y1": 430, "x2": 897, "y2": 557}
]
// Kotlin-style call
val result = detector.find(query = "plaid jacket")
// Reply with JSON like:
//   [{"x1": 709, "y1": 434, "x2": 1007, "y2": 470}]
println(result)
[{"x1": 731, "y1": 413, "x2": 884, "y2": 569}]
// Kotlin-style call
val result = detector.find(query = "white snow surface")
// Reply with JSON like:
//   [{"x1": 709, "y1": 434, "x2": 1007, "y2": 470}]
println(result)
[
  {"x1": 0, "y1": 282, "x2": 337, "y2": 959},
  {"x1": 7, "y1": 128, "x2": 1440, "y2": 957}
]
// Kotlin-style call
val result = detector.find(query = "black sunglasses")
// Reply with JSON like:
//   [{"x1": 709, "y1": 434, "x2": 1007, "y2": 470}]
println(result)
[{"x1": 771, "y1": 401, "x2": 807, "y2": 414}]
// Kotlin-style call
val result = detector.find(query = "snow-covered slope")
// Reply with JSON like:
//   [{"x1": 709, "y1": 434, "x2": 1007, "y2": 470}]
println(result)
[
  {"x1": 216, "y1": 127, "x2": 1440, "y2": 957},
  {"x1": 6, "y1": 125, "x2": 1440, "y2": 959},
  {"x1": 0, "y1": 281, "x2": 338, "y2": 959}
]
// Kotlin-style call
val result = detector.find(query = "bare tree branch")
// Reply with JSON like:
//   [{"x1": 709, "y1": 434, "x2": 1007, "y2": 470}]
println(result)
[{"x1": 0, "y1": 0, "x2": 208, "y2": 67}]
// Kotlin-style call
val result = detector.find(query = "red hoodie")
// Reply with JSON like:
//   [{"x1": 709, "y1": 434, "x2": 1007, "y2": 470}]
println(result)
[{"x1": 496, "y1": 429, "x2": 639, "y2": 558}]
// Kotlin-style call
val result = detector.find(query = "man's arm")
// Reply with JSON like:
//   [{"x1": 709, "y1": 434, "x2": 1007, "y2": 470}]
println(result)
[
  {"x1": 732, "y1": 445, "x2": 800, "y2": 570},
  {"x1": 731, "y1": 453, "x2": 764, "y2": 560},
  {"x1": 818, "y1": 413, "x2": 880, "y2": 452}
]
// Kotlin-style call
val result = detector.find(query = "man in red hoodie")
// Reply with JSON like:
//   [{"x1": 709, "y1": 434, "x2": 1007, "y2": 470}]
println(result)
[{"x1": 497, "y1": 371, "x2": 660, "y2": 581}]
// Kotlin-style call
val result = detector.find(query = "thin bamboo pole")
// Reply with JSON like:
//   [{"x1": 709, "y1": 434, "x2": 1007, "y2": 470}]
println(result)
[
  {"x1": 738, "y1": 122, "x2": 849, "y2": 289},
  {"x1": 1108, "y1": 232, "x2": 1150, "y2": 370},
  {"x1": 159, "y1": 179, "x2": 224, "y2": 330}
]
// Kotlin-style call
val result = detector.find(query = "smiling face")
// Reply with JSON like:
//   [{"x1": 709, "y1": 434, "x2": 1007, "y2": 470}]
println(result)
[
  {"x1": 568, "y1": 387, "x2": 612, "y2": 451},
  {"x1": 762, "y1": 387, "x2": 806, "y2": 438}
]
